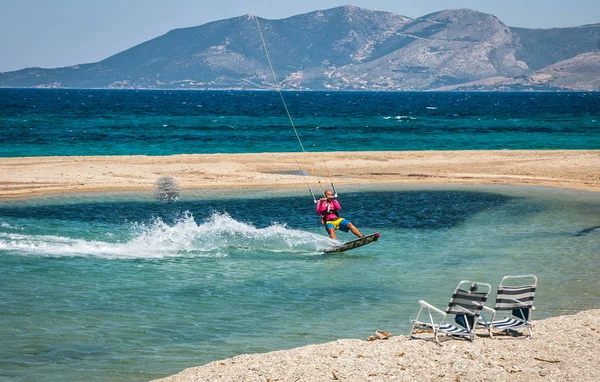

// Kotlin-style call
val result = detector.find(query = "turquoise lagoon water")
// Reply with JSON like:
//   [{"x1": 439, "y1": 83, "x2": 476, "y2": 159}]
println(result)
[{"x1": 0, "y1": 185, "x2": 599, "y2": 381}]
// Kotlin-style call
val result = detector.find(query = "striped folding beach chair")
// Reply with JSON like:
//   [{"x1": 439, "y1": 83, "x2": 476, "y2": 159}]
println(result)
[
  {"x1": 480, "y1": 275, "x2": 537, "y2": 339},
  {"x1": 410, "y1": 280, "x2": 492, "y2": 345}
]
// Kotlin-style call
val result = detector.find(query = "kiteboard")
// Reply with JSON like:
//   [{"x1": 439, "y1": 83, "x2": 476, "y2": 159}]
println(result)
[{"x1": 324, "y1": 232, "x2": 380, "y2": 254}]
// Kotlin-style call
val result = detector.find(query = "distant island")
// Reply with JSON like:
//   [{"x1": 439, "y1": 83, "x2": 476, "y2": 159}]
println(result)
[{"x1": 1, "y1": 5, "x2": 599, "y2": 91}]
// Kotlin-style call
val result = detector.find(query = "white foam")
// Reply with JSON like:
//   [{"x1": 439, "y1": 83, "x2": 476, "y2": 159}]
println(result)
[
  {"x1": 0, "y1": 212, "x2": 333, "y2": 259},
  {"x1": 384, "y1": 116, "x2": 417, "y2": 120}
]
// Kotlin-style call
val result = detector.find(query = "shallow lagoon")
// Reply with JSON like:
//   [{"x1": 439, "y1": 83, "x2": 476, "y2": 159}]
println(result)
[{"x1": 1, "y1": 185, "x2": 598, "y2": 381}]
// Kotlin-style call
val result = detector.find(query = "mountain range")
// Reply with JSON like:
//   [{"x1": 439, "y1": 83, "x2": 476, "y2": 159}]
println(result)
[{"x1": 1, "y1": 5, "x2": 599, "y2": 91}]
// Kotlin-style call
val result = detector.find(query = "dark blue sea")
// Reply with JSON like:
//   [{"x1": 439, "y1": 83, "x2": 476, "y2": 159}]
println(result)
[
  {"x1": 1, "y1": 89, "x2": 599, "y2": 156},
  {"x1": 1, "y1": 89, "x2": 599, "y2": 381}
]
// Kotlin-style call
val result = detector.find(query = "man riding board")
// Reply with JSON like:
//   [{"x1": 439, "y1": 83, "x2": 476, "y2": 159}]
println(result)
[{"x1": 316, "y1": 190, "x2": 363, "y2": 240}]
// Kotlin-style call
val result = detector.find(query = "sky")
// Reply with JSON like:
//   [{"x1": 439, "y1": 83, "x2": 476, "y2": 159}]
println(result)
[{"x1": 1, "y1": 0, "x2": 598, "y2": 73}]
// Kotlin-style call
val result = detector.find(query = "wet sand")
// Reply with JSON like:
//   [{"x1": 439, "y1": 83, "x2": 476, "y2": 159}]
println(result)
[{"x1": 1, "y1": 150, "x2": 599, "y2": 199}]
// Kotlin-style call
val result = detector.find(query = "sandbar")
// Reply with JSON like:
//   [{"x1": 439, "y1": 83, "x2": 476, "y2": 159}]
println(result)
[{"x1": 1, "y1": 150, "x2": 599, "y2": 199}]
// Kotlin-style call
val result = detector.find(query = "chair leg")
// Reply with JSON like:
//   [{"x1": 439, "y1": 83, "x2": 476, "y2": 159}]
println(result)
[
  {"x1": 409, "y1": 306, "x2": 424, "y2": 339},
  {"x1": 409, "y1": 321, "x2": 418, "y2": 339}
]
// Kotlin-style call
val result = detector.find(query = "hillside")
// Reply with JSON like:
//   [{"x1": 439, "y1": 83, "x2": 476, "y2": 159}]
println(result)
[{"x1": 0, "y1": 5, "x2": 598, "y2": 91}]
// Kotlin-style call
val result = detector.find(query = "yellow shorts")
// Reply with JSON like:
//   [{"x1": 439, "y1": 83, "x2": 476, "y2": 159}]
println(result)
[{"x1": 325, "y1": 217, "x2": 350, "y2": 232}]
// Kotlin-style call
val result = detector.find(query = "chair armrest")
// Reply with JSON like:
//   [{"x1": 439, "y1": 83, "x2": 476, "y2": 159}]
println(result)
[
  {"x1": 418, "y1": 300, "x2": 445, "y2": 315},
  {"x1": 479, "y1": 306, "x2": 496, "y2": 326}
]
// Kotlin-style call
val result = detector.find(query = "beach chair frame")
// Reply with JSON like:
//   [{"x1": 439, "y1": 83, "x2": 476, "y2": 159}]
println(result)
[
  {"x1": 410, "y1": 280, "x2": 492, "y2": 345},
  {"x1": 480, "y1": 275, "x2": 537, "y2": 339}
]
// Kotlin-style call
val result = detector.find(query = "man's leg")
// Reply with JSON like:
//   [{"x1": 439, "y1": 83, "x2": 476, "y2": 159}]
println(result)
[
  {"x1": 327, "y1": 227, "x2": 337, "y2": 240},
  {"x1": 347, "y1": 223, "x2": 362, "y2": 238}
]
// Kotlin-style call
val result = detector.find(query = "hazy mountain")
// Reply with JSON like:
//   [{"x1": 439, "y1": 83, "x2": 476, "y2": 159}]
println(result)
[
  {"x1": 323, "y1": 9, "x2": 530, "y2": 90},
  {"x1": 526, "y1": 51, "x2": 600, "y2": 90},
  {"x1": 512, "y1": 23, "x2": 600, "y2": 70},
  {"x1": 440, "y1": 51, "x2": 600, "y2": 91},
  {"x1": 0, "y1": 5, "x2": 598, "y2": 91}
]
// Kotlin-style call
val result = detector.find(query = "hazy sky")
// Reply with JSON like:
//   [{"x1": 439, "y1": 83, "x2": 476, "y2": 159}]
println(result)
[{"x1": 1, "y1": 0, "x2": 598, "y2": 73}]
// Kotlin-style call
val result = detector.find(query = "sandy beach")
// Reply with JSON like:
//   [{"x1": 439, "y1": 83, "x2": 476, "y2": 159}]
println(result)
[
  {"x1": 1, "y1": 150, "x2": 599, "y2": 198},
  {"x1": 155, "y1": 309, "x2": 600, "y2": 382}
]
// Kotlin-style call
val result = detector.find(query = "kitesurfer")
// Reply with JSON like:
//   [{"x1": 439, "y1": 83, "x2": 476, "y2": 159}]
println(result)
[{"x1": 316, "y1": 190, "x2": 363, "y2": 240}]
